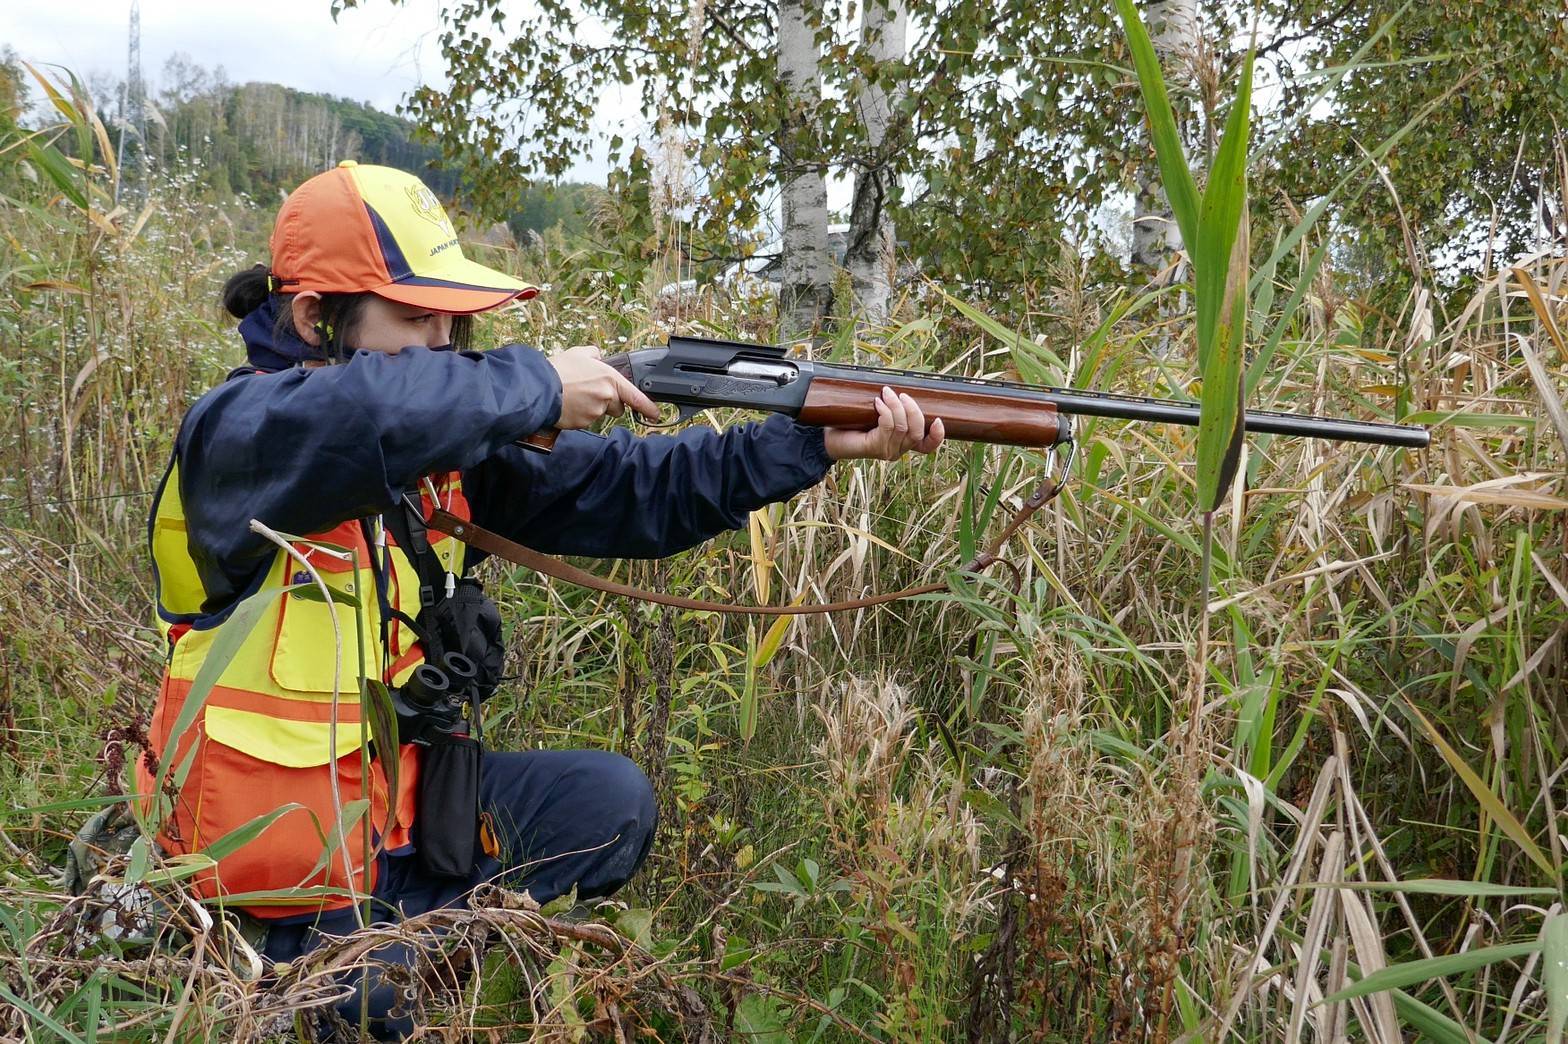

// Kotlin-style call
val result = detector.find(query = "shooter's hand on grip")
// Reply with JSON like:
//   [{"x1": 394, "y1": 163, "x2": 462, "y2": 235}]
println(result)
[
  {"x1": 550, "y1": 345, "x2": 660, "y2": 427},
  {"x1": 520, "y1": 345, "x2": 661, "y2": 452}
]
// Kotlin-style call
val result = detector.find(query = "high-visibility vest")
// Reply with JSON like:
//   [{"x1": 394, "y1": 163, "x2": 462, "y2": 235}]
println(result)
[{"x1": 134, "y1": 459, "x2": 472, "y2": 918}]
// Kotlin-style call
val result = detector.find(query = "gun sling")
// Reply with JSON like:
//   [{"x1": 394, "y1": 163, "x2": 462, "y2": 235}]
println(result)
[{"x1": 422, "y1": 467, "x2": 1067, "y2": 616}]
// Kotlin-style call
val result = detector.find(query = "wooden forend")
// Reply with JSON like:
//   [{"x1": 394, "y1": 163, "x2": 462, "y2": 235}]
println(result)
[{"x1": 797, "y1": 376, "x2": 1063, "y2": 447}]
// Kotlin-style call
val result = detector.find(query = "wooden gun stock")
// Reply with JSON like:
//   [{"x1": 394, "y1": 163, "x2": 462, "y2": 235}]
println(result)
[
  {"x1": 517, "y1": 427, "x2": 559, "y2": 453},
  {"x1": 797, "y1": 376, "x2": 1067, "y2": 448}
]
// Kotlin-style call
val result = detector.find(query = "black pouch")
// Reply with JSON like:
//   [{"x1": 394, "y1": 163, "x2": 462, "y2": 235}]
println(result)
[
  {"x1": 385, "y1": 502, "x2": 507, "y2": 702},
  {"x1": 422, "y1": 578, "x2": 505, "y2": 701},
  {"x1": 415, "y1": 731, "x2": 482, "y2": 878}
]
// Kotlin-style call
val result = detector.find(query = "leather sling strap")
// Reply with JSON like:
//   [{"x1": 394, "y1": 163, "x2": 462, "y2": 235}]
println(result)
[
  {"x1": 384, "y1": 498, "x2": 447, "y2": 611},
  {"x1": 422, "y1": 469, "x2": 1066, "y2": 616}
]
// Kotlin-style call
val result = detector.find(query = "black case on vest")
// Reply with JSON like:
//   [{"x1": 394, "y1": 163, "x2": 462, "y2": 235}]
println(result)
[{"x1": 414, "y1": 731, "x2": 482, "y2": 877}]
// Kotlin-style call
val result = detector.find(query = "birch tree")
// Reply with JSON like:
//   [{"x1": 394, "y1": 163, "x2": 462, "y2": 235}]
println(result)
[
  {"x1": 1130, "y1": 0, "x2": 1199, "y2": 274},
  {"x1": 777, "y1": 0, "x2": 834, "y2": 336},
  {"x1": 842, "y1": 0, "x2": 907, "y2": 327}
]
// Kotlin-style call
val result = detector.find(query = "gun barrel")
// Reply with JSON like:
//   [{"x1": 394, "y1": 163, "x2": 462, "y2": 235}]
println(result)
[
  {"x1": 1034, "y1": 388, "x2": 1430, "y2": 448},
  {"x1": 815, "y1": 362, "x2": 1429, "y2": 449}
]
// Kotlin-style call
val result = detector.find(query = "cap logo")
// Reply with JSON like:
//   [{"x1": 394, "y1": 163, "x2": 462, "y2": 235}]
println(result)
[{"x1": 406, "y1": 183, "x2": 455, "y2": 238}]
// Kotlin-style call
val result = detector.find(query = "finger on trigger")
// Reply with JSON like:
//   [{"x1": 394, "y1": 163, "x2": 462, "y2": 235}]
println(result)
[{"x1": 618, "y1": 374, "x2": 660, "y2": 420}]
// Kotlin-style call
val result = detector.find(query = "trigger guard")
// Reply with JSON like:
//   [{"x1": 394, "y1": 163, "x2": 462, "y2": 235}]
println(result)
[{"x1": 638, "y1": 403, "x2": 701, "y2": 430}]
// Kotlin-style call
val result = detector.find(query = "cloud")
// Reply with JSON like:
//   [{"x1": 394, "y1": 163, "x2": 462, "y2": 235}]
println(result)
[
  {"x1": 4, "y1": 1, "x2": 637, "y2": 184},
  {"x1": 4, "y1": 0, "x2": 444, "y2": 113}
]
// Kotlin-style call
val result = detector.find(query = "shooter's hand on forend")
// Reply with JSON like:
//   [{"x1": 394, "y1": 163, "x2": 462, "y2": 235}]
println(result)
[
  {"x1": 824, "y1": 386, "x2": 947, "y2": 462},
  {"x1": 547, "y1": 345, "x2": 661, "y2": 429}
]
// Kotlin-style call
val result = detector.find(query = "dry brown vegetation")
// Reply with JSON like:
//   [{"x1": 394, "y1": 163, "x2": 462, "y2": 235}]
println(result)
[{"x1": 2, "y1": 64, "x2": 1567, "y2": 1042}]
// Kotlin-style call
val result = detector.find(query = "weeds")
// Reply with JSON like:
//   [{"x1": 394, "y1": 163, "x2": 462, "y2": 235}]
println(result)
[{"x1": 1, "y1": 51, "x2": 1566, "y2": 1044}]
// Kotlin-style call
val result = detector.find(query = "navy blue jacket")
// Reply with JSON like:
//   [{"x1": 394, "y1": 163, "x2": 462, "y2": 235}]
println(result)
[{"x1": 172, "y1": 300, "x2": 834, "y2": 610}]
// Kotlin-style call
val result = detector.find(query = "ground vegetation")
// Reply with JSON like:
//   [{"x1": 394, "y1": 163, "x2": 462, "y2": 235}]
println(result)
[{"x1": 0, "y1": 23, "x2": 1566, "y2": 1041}]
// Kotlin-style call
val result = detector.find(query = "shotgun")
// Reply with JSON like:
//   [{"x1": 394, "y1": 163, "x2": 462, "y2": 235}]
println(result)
[{"x1": 518, "y1": 335, "x2": 1430, "y2": 453}]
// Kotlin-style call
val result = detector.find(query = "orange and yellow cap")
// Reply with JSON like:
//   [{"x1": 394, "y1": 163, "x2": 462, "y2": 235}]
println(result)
[{"x1": 269, "y1": 161, "x2": 536, "y2": 315}]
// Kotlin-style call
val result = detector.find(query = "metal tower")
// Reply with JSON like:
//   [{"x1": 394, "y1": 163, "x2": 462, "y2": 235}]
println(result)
[{"x1": 118, "y1": 0, "x2": 147, "y2": 200}]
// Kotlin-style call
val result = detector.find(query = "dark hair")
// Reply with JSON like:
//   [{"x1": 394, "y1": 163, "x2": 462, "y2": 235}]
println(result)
[{"x1": 220, "y1": 264, "x2": 474, "y2": 361}]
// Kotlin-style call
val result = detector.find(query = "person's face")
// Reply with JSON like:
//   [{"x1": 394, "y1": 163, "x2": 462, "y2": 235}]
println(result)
[
  {"x1": 292, "y1": 292, "x2": 455, "y2": 354},
  {"x1": 352, "y1": 296, "x2": 455, "y2": 353}
]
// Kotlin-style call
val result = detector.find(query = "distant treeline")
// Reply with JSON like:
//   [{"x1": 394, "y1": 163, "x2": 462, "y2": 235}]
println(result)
[
  {"x1": 2, "y1": 50, "x2": 599, "y2": 241},
  {"x1": 154, "y1": 79, "x2": 457, "y2": 201}
]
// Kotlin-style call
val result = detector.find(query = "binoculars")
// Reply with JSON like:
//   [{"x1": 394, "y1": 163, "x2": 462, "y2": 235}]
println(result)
[{"x1": 391, "y1": 651, "x2": 479, "y2": 742}]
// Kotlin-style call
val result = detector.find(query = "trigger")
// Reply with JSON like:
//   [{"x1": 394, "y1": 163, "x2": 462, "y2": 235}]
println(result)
[{"x1": 675, "y1": 404, "x2": 705, "y2": 422}]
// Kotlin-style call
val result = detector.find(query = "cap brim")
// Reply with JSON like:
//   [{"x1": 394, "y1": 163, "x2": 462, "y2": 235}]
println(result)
[{"x1": 373, "y1": 254, "x2": 537, "y2": 315}]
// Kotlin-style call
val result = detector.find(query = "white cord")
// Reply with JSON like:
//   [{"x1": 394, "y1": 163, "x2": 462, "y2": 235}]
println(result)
[{"x1": 249, "y1": 519, "x2": 365, "y2": 929}]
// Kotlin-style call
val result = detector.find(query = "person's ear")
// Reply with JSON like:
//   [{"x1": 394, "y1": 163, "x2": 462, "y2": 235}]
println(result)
[{"x1": 290, "y1": 292, "x2": 324, "y2": 347}]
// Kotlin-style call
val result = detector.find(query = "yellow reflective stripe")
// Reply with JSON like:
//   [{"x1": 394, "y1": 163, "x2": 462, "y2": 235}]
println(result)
[
  {"x1": 151, "y1": 461, "x2": 210, "y2": 621},
  {"x1": 205, "y1": 706, "x2": 369, "y2": 768}
]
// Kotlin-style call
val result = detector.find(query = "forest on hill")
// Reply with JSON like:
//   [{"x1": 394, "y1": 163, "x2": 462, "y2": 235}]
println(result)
[{"x1": 0, "y1": 47, "x2": 601, "y2": 241}]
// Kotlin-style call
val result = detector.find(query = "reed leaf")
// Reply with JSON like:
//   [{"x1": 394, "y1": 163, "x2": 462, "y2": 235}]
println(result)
[
  {"x1": 362, "y1": 678, "x2": 400, "y2": 837},
  {"x1": 1311, "y1": 879, "x2": 1560, "y2": 898},
  {"x1": 740, "y1": 623, "x2": 759, "y2": 743},
  {"x1": 753, "y1": 609, "x2": 797, "y2": 670},
  {"x1": 939, "y1": 289, "x2": 1068, "y2": 381},
  {"x1": 1111, "y1": 0, "x2": 1199, "y2": 248},
  {"x1": 1193, "y1": 53, "x2": 1253, "y2": 513},
  {"x1": 204, "y1": 803, "x2": 311, "y2": 863},
  {"x1": 1510, "y1": 268, "x2": 1568, "y2": 457},
  {"x1": 1399, "y1": 697, "x2": 1555, "y2": 878},
  {"x1": 1320, "y1": 941, "x2": 1541, "y2": 1006},
  {"x1": 1193, "y1": 55, "x2": 1254, "y2": 376},
  {"x1": 1546, "y1": 911, "x2": 1568, "y2": 1039}
]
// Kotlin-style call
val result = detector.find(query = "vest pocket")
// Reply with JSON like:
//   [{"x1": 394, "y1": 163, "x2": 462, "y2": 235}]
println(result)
[
  {"x1": 205, "y1": 705, "x2": 368, "y2": 767},
  {"x1": 193, "y1": 719, "x2": 386, "y2": 914},
  {"x1": 270, "y1": 543, "x2": 381, "y2": 695}
]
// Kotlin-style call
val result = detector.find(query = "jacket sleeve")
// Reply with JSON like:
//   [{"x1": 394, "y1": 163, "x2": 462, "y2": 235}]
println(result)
[
  {"x1": 462, "y1": 413, "x2": 834, "y2": 559},
  {"x1": 176, "y1": 345, "x2": 561, "y2": 600}
]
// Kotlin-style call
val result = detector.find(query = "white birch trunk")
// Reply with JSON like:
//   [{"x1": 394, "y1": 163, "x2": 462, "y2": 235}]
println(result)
[
  {"x1": 843, "y1": 0, "x2": 907, "y2": 328},
  {"x1": 1131, "y1": 0, "x2": 1199, "y2": 274},
  {"x1": 778, "y1": 0, "x2": 833, "y2": 339}
]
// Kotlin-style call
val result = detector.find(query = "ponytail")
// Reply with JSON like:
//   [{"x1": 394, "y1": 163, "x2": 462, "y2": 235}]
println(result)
[
  {"x1": 218, "y1": 265, "x2": 477, "y2": 358},
  {"x1": 221, "y1": 264, "x2": 271, "y2": 319}
]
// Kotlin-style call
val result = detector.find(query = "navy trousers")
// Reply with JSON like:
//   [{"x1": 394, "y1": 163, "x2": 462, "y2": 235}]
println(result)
[{"x1": 260, "y1": 748, "x2": 657, "y2": 1039}]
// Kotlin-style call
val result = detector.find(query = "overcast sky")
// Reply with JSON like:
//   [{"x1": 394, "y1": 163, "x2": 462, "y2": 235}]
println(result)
[
  {"x1": 4, "y1": 2, "x2": 863, "y2": 222},
  {"x1": 5, "y1": 1, "x2": 449, "y2": 112},
  {"x1": 2, "y1": 0, "x2": 626, "y2": 183}
]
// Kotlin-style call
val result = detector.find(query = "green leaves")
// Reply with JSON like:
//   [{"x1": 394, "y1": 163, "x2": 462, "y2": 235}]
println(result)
[
  {"x1": 1111, "y1": 0, "x2": 1198, "y2": 248},
  {"x1": 1320, "y1": 940, "x2": 1542, "y2": 1007},
  {"x1": 1113, "y1": 0, "x2": 1254, "y2": 513},
  {"x1": 1192, "y1": 55, "x2": 1253, "y2": 514}
]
